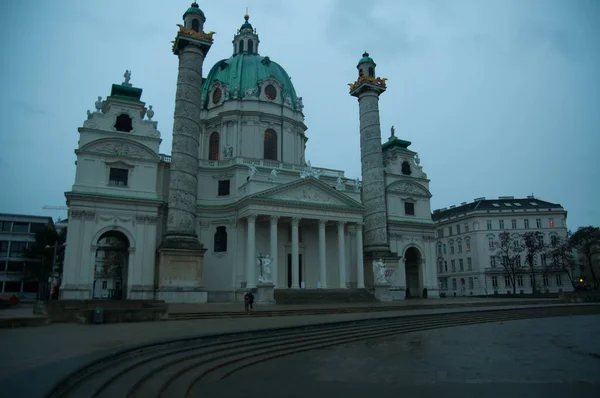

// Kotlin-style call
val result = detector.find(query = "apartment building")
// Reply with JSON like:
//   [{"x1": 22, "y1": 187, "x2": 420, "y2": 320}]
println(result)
[
  {"x1": 0, "y1": 213, "x2": 55, "y2": 299},
  {"x1": 432, "y1": 196, "x2": 572, "y2": 296}
]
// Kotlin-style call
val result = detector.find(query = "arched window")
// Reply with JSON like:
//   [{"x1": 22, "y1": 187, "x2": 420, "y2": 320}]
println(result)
[
  {"x1": 368, "y1": 67, "x2": 374, "y2": 77},
  {"x1": 115, "y1": 114, "x2": 133, "y2": 132},
  {"x1": 192, "y1": 19, "x2": 200, "y2": 32},
  {"x1": 214, "y1": 226, "x2": 227, "y2": 252},
  {"x1": 209, "y1": 132, "x2": 220, "y2": 160},
  {"x1": 238, "y1": 40, "x2": 244, "y2": 53},
  {"x1": 401, "y1": 161, "x2": 412, "y2": 175},
  {"x1": 264, "y1": 129, "x2": 277, "y2": 160},
  {"x1": 248, "y1": 39, "x2": 254, "y2": 54}
]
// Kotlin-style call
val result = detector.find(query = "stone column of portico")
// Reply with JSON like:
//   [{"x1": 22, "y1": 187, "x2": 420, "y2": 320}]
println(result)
[
  {"x1": 337, "y1": 221, "x2": 347, "y2": 288},
  {"x1": 356, "y1": 222, "x2": 365, "y2": 288},
  {"x1": 246, "y1": 215, "x2": 257, "y2": 289},
  {"x1": 291, "y1": 217, "x2": 300, "y2": 289},
  {"x1": 318, "y1": 219, "x2": 328, "y2": 288},
  {"x1": 270, "y1": 216, "x2": 279, "y2": 287}
]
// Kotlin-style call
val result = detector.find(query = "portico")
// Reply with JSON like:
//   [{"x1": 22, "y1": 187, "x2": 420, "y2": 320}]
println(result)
[{"x1": 237, "y1": 177, "x2": 365, "y2": 290}]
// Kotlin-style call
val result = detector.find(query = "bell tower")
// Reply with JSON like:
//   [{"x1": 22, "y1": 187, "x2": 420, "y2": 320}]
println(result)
[{"x1": 157, "y1": 2, "x2": 215, "y2": 303}]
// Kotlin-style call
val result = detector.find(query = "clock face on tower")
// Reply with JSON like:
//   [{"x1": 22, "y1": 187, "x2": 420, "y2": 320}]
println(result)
[{"x1": 113, "y1": 144, "x2": 130, "y2": 156}]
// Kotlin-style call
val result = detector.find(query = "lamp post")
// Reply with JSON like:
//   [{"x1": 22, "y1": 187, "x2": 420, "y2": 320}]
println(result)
[{"x1": 45, "y1": 242, "x2": 64, "y2": 300}]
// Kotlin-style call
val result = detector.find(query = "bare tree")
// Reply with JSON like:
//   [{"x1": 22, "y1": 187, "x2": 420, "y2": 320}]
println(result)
[
  {"x1": 569, "y1": 226, "x2": 600, "y2": 289},
  {"x1": 550, "y1": 239, "x2": 578, "y2": 289},
  {"x1": 493, "y1": 231, "x2": 523, "y2": 295},
  {"x1": 523, "y1": 231, "x2": 546, "y2": 294}
]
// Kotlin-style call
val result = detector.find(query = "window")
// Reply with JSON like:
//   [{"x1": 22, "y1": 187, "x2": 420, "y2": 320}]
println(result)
[
  {"x1": 264, "y1": 84, "x2": 277, "y2": 100},
  {"x1": 218, "y1": 180, "x2": 230, "y2": 196},
  {"x1": 101, "y1": 280, "x2": 108, "y2": 290},
  {"x1": 468, "y1": 277, "x2": 474, "y2": 290},
  {"x1": 538, "y1": 235, "x2": 544, "y2": 247},
  {"x1": 456, "y1": 224, "x2": 461, "y2": 234},
  {"x1": 450, "y1": 244, "x2": 454, "y2": 254},
  {"x1": 540, "y1": 254, "x2": 547, "y2": 267},
  {"x1": 443, "y1": 244, "x2": 446, "y2": 254},
  {"x1": 404, "y1": 202, "x2": 415, "y2": 216},
  {"x1": 114, "y1": 114, "x2": 133, "y2": 132},
  {"x1": 9, "y1": 242, "x2": 27, "y2": 257},
  {"x1": 448, "y1": 227, "x2": 453, "y2": 236},
  {"x1": 536, "y1": 218, "x2": 542, "y2": 228},
  {"x1": 530, "y1": 275, "x2": 535, "y2": 287},
  {"x1": 458, "y1": 244, "x2": 463, "y2": 253},
  {"x1": 543, "y1": 274, "x2": 549, "y2": 286},
  {"x1": 488, "y1": 237, "x2": 494, "y2": 249},
  {"x1": 248, "y1": 39, "x2": 254, "y2": 53},
  {"x1": 465, "y1": 223, "x2": 469, "y2": 233},
  {"x1": 459, "y1": 259, "x2": 464, "y2": 271},
  {"x1": 555, "y1": 274, "x2": 562, "y2": 286},
  {"x1": 517, "y1": 275, "x2": 524, "y2": 287},
  {"x1": 515, "y1": 255, "x2": 521, "y2": 267},
  {"x1": 12, "y1": 222, "x2": 29, "y2": 233},
  {"x1": 504, "y1": 275, "x2": 511, "y2": 287},
  {"x1": 214, "y1": 226, "x2": 228, "y2": 252},
  {"x1": 212, "y1": 88, "x2": 222, "y2": 104},
  {"x1": 490, "y1": 256, "x2": 496, "y2": 268},
  {"x1": 444, "y1": 261, "x2": 448, "y2": 272},
  {"x1": 487, "y1": 220, "x2": 492, "y2": 230},
  {"x1": 492, "y1": 203, "x2": 500, "y2": 208},
  {"x1": 438, "y1": 229, "x2": 444, "y2": 238},
  {"x1": 499, "y1": 220, "x2": 505, "y2": 229},
  {"x1": 192, "y1": 18, "x2": 200, "y2": 32},
  {"x1": 437, "y1": 259, "x2": 443, "y2": 274},
  {"x1": 209, "y1": 132, "x2": 219, "y2": 160},
  {"x1": 109, "y1": 168, "x2": 128, "y2": 187},
  {"x1": 451, "y1": 260, "x2": 456, "y2": 272},
  {"x1": 0, "y1": 221, "x2": 11, "y2": 231},
  {"x1": 551, "y1": 235, "x2": 558, "y2": 247},
  {"x1": 452, "y1": 278, "x2": 457, "y2": 290},
  {"x1": 492, "y1": 276, "x2": 498, "y2": 288},
  {"x1": 466, "y1": 240, "x2": 471, "y2": 251},
  {"x1": 7, "y1": 262, "x2": 24, "y2": 272},
  {"x1": 439, "y1": 278, "x2": 448, "y2": 290},
  {"x1": 437, "y1": 243, "x2": 442, "y2": 256},
  {"x1": 0, "y1": 241, "x2": 8, "y2": 257},
  {"x1": 524, "y1": 219, "x2": 529, "y2": 229},
  {"x1": 30, "y1": 223, "x2": 46, "y2": 234},
  {"x1": 238, "y1": 40, "x2": 244, "y2": 53},
  {"x1": 263, "y1": 129, "x2": 278, "y2": 160},
  {"x1": 549, "y1": 218, "x2": 554, "y2": 228},
  {"x1": 401, "y1": 161, "x2": 412, "y2": 175},
  {"x1": 368, "y1": 67, "x2": 374, "y2": 77},
  {"x1": 512, "y1": 220, "x2": 517, "y2": 229},
  {"x1": 467, "y1": 257, "x2": 472, "y2": 270}
]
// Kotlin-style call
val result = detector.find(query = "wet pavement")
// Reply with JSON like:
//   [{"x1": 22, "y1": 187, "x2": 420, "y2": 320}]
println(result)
[{"x1": 204, "y1": 315, "x2": 600, "y2": 397}]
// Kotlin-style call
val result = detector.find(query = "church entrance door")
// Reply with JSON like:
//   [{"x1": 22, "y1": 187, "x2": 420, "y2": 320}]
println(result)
[
  {"x1": 404, "y1": 247, "x2": 422, "y2": 298},
  {"x1": 287, "y1": 253, "x2": 303, "y2": 288}
]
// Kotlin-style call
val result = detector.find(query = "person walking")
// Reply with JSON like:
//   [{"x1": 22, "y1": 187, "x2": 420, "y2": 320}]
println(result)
[{"x1": 244, "y1": 290, "x2": 255, "y2": 312}]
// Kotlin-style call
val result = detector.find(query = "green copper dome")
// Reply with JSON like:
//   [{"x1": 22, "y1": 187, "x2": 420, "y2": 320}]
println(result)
[
  {"x1": 357, "y1": 52, "x2": 375, "y2": 67},
  {"x1": 183, "y1": 2, "x2": 205, "y2": 19},
  {"x1": 202, "y1": 54, "x2": 299, "y2": 108}
]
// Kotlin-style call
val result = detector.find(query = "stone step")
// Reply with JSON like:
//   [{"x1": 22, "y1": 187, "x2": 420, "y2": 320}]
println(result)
[{"x1": 274, "y1": 289, "x2": 377, "y2": 305}]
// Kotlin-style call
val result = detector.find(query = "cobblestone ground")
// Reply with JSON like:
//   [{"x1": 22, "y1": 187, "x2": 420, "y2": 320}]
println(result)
[{"x1": 201, "y1": 315, "x2": 600, "y2": 397}]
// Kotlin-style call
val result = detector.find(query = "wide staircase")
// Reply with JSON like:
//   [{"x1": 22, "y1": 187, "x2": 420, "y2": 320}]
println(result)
[{"x1": 274, "y1": 289, "x2": 377, "y2": 305}]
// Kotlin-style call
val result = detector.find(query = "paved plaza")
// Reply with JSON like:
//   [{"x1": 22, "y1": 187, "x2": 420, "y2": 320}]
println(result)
[{"x1": 2, "y1": 303, "x2": 599, "y2": 397}]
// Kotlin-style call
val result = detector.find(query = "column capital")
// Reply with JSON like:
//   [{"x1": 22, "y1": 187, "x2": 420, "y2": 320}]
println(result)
[
  {"x1": 356, "y1": 221, "x2": 364, "y2": 229},
  {"x1": 337, "y1": 220, "x2": 347, "y2": 228},
  {"x1": 247, "y1": 214, "x2": 257, "y2": 223},
  {"x1": 291, "y1": 217, "x2": 301, "y2": 227},
  {"x1": 270, "y1": 215, "x2": 280, "y2": 224},
  {"x1": 318, "y1": 219, "x2": 328, "y2": 227}
]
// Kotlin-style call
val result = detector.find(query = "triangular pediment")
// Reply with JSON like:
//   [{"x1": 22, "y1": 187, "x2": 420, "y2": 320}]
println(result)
[{"x1": 249, "y1": 177, "x2": 364, "y2": 209}]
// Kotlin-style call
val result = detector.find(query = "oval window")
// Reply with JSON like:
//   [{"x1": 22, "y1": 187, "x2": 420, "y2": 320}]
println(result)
[
  {"x1": 264, "y1": 84, "x2": 277, "y2": 101},
  {"x1": 212, "y1": 88, "x2": 222, "y2": 104}
]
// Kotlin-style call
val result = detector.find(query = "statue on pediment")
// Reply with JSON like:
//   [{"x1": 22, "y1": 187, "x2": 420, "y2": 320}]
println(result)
[
  {"x1": 335, "y1": 176, "x2": 344, "y2": 190},
  {"x1": 269, "y1": 168, "x2": 279, "y2": 182},
  {"x1": 248, "y1": 164, "x2": 257, "y2": 180}
]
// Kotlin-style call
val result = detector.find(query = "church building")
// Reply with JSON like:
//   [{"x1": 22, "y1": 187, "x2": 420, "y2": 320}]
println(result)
[{"x1": 60, "y1": 3, "x2": 439, "y2": 303}]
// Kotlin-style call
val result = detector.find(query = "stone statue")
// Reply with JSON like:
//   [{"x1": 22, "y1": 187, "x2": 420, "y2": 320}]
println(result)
[
  {"x1": 123, "y1": 70, "x2": 132, "y2": 86},
  {"x1": 268, "y1": 168, "x2": 279, "y2": 182},
  {"x1": 146, "y1": 105, "x2": 154, "y2": 121},
  {"x1": 415, "y1": 153, "x2": 421, "y2": 165},
  {"x1": 233, "y1": 85, "x2": 239, "y2": 99},
  {"x1": 86, "y1": 110, "x2": 93, "y2": 120},
  {"x1": 297, "y1": 97, "x2": 304, "y2": 112},
  {"x1": 390, "y1": 125, "x2": 395, "y2": 137},
  {"x1": 335, "y1": 176, "x2": 344, "y2": 190},
  {"x1": 373, "y1": 259, "x2": 388, "y2": 284},
  {"x1": 353, "y1": 177, "x2": 361, "y2": 193},
  {"x1": 248, "y1": 164, "x2": 257, "y2": 180},
  {"x1": 223, "y1": 144, "x2": 234, "y2": 159},
  {"x1": 300, "y1": 160, "x2": 320, "y2": 179},
  {"x1": 258, "y1": 255, "x2": 273, "y2": 284},
  {"x1": 95, "y1": 96, "x2": 104, "y2": 112},
  {"x1": 284, "y1": 94, "x2": 292, "y2": 107}
]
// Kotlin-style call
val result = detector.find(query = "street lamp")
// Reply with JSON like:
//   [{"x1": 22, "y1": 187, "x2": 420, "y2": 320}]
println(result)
[{"x1": 45, "y1": 242, "x2": 65, "y2": 300}]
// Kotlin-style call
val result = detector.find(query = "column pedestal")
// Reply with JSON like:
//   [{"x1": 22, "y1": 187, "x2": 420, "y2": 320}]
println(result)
[{"x1": 373, "y1": 283, "x2": 392, "y2": 302}]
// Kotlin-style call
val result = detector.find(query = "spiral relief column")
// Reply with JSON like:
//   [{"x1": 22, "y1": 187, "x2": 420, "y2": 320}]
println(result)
[{"x1": 157, "y1": 3, "x2": 214, "y2": 303}]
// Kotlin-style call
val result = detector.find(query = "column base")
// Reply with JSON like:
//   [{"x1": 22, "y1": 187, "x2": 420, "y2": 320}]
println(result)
[
  {"x1": 373, "y1": 283, "x2": 393, "y2": 302},
  {"x1": 157, "y1": 236, "x2": 207, "y2": 302},
  {"x1": 363, "y1": 250, "x2": 401, "y2": 288},
  {"x1": 256, "y1": 283, "x2": 276, "y2": 305},
  {"x1": 59, "y1": 284, "x2": 91, "y2": 300}
]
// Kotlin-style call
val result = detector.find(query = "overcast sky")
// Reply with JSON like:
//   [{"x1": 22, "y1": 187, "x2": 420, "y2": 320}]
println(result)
[{"x1": 0, "y1": 0, "x2": 598, "y2": 230}]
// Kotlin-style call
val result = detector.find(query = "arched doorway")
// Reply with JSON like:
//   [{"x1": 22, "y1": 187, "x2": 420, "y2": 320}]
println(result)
[
  {"x1": 404, "y1": 247, "x2": 422, "y2": 298},
  {"x1": 93, "y1": 230, "x2": 129, "y2": 300}
]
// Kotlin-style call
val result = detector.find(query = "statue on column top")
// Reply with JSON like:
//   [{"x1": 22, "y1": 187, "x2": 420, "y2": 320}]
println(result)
[{"x1": 123, "y1": 70, "x2": 132, "y2": 86}]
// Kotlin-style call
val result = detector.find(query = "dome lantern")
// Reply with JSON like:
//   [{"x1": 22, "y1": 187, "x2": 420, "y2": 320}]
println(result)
[{"x1": 232, "y1": 13, "x2": 260, "y2": 56}]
